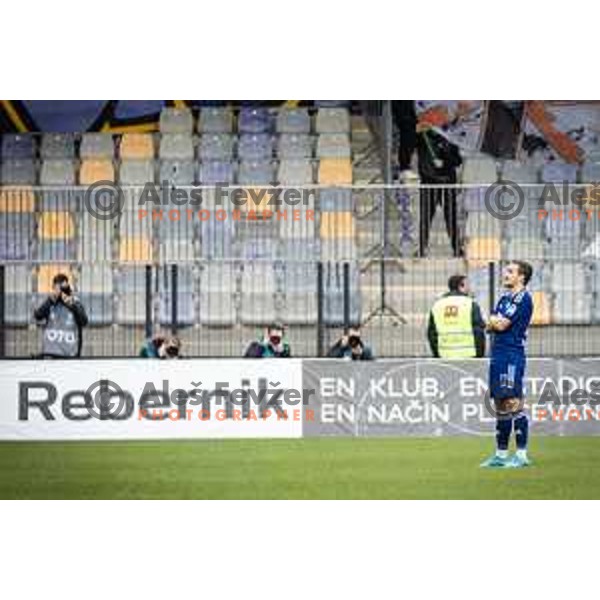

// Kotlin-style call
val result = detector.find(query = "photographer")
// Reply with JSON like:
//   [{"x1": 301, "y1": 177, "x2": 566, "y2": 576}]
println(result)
[
  {"x1": 244, "y1": 323, "x2": 291, "y2": 358},
  {"x1": 139, "y1": 335, "x2": 181, "y2": 359},
  {"x1": 34, "y1": 273, "x2": 88, "y2": 358},
  {"x1": 327, "y1": 325, "x2": 374, "y2": 361}
]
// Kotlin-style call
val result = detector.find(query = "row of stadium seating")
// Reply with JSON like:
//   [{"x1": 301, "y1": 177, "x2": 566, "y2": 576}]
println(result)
[
  {"x1": 0, "y1": 157, "x2": 352, "y2": 185},
  {"x1": 1, "y1": 262, "x2": 361, "y2": 327}
]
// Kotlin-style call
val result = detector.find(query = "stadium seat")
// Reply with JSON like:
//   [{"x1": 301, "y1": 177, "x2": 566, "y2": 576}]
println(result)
[
  {"x1": 320, "y1": 211, "x2": 355, "y2": 239},
  {"x1": 279, "y1": 209, "x2": 316, "y2": 240},
  {"x1": 40, "y1": 133, "x2": 76, "y2": 159},
  {"x1": 198, "y1": 263, "x2": 236, "y2": 326},
  {"x1": 550, "y1": 262, "x2": 589, "y2": 293},
  {"x1": 158, "y1": 265, "x2": 196, "y2": 326},
  {"x1": 1, "y1": 160, "x2": 36, "y2": 184},
  {"x1": 239, "y1": 107, "x2": 272, "y2": 133},
  {"x1": 238, "y1": 160, "x2": 273, "y2": 185},
  {"x1": 279, "y1": 238, "x2": 320, "y2": 260},
  {"x1": 0, "y1": 186, "x2": 35, "y2": 212},
  {"x1": 199, "y1": 160, "x2": 234, "y2": 184},
  {"x1": 40, "y1": 159, "x2": 76, "y2": 185},
  {"x1": 318, "y1": 189, "x2": 353, "y2": 212},
  {"x1": 315, "y1": 108, "x2": 350, "y2": 133},
  {"x1": 198, "y1": 134, "x2": 234, "y2": 161},
  {"x1": 277, "y1": 159, "x2": 313, "y2": 185},
  {"x1": 79, "y1": 160, "x2": 115, "y2": 184},
  {"x1": 119, "y1": 237, "x2": 152, "y2": 262},
  {"x1": 116, "y1": 266, "x2": 150, "y2": 325},
  {"x1": 238, "y1": 134, "x2": 272, "y2": 161},
  {"x1": 541, "y1": 162, "x2": 578, "y2": 184},
  {"x1": 543, "y1": 239, "x2": 582, "y2": 260},
  {"x1": 37, "y1": 264, "x2": 73, "y2": 294},
  {"x1": 159, "y1": 107, "x2": 194, "y2": 133},
  {"x1": 240, "y1": 262, "x2": 277, "y2": 324},
  {"x1": 461, "y1": 157, "x2": 498, "y2": 184},
  {"x1": 465, "y1": 212, "x2": 501, "y2": 238},
  {"x1": 37, "y1": 211, "x2": 76, "y2": 260},
  {"x1": 77, "y1": 265, "x2": 113, "y2": 326},
  {"x1": 159, "y1": 160, "x2": 196, "y2": 186},
  {"x1": 500, "y1": 161, "x2": 538, "y2": 184},
  {"x1": 466, "y1": 237, "x2": 502, "y2": 263},
  {"x1": 554, "y1": 292, "x2": 592, "y2": 324},
  {"x1": 316, "y1": 133, "x2": 351, "y2": 158},
  {"x1": 239, "y1": 237, "x2": 279, "y2": 260},
  {"x1": 277, "y1": 134, "x2": 312, "y2": 159},
  {"x1": 120, "y1": 133, "x2": 154, "y2": 160},
  {"x1": 80, "y1": 133, "x2": 115, "y2": 159},
  {"x1": 531, "y1": 291, "x2": 551, "y2": 325},
  {"x1": 200, "y1": 212, "x2": 235, "y2": 258},
  {"x1": 78, "y1": 212, "x2": 113, "y2": 262},
  {"x1": 119, "y1": 160, "x2": 154, "y2": 185},
  {"x1": 278, "y1": 262, "x2": 318, "y2": 324},
  {"x1": 581, "y1": 162, "x2": 600, "y2": 183},
  {"x1": 322, "y1": 261, "x2": 361, "y2": 326},
  {"x1": 0, "y1": 211, "x2": 34, "y2": 260},
  {"x1": 318, "y1": 158, "x2": 352, "y2": 184},
  {"x1": 119, "y1": 208, "x2": 153, "y2": 238},
  {"x1": 504, "y1": 237, "x2": 545, "y2": 261},
  {"x1": 198, "y1": 107, "x2": 234, "y2": 133},
  {"x1": 3, "y1": 264, "x2": 32, "y2": 325},
  {"x1": 1, "y1": 134, "x2": 36, "y2": 159},
  {"x1": 159, "y1": 133, "x2": 194, "y2": 161},
  {"x1": 276, "y1": 108, "x2": 311, "y2": 134},
  {"x1": 158, "y1": 217, "x2": 197, "y2": 262}
]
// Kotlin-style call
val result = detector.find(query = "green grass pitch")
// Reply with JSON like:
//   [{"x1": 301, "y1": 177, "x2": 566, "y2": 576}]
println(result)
[{"x1": 0, "y1": 437, "x2": 599, "y2": 499}]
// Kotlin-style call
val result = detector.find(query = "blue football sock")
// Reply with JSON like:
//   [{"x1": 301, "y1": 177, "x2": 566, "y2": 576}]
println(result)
[
  {"x1": 495, "y1": 416, "x2": 512, "y2": 452},
  {"x1": 513, "y1": 411, "x2": 529, "y2": 450}
]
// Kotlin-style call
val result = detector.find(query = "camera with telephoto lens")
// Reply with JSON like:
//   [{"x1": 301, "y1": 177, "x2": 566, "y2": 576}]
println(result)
[
  {"x1": 348, "y1": 334, "x2": 362, "y2": 349},
  {"x1": 60, "y1": 282, "x2": 72, "y2": 296},
  {"x1": 165, "y1": 344, "x2": 180, "y2": 358}
]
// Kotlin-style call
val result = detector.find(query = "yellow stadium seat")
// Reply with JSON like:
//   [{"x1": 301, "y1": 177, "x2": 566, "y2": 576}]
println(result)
[
  {"x1": 531, "y1": 291, "x2": 551, "y2": 325},
  {"x1": 318, "y1": 159, "x2": 352, "y2": 184},
  {"x1": 119, "y1": 237, "x2": 152, "y2": 262},
  {"x1": 239, "y1": 187, "x2": 271, "y2": 213},
  {"x1": 320, "y1": 212, "x2": 355, "y2": 238},
  {"x1": 0, "y1": 186, "x2": 35, "y2": 212},
  {"x1": 466, "y1": 237, "x2": 501, "y2": 264},
  {"x1": 80, "y1": 160, "x2": 115, "y2": 184},
  {"x1": 38, "y1": 264, "x2": 73, "y2": 293},
  {"x1": 39, "y1": 212, "x2": 74, "y2": 240},
  {"x1": 120, "y1": 134, "x2": 154, "y2": 159}
]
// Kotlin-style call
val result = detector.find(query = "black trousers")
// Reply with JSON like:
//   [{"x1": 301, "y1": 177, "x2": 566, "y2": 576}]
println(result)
[{"x1": 419, "y1": 185, "x2": 461, "y2": 257}]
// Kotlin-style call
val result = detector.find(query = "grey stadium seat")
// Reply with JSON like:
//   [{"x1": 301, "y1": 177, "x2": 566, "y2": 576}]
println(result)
[
  {"x1": 3, "y1": 265, "x2": 32, "y2": 325},
  {"x1": 277, "y1": 159, "x2": 313, "y2": 185},
  {"x1": 319, "y1": 189, "x2": 353, "y2": 212},
  {"x1": 238, "y1": 160, "x2": 273, "y2": 185},
  {"x1": 278, "y1": 262, "x2": 317, "y2": 324},
  {"x1": 315, "y1": 108, "x2": 350, "y2": 133},
  {"x1": 316, "y1": 133, "x2": 351, "y2": 158},
  {"x1": 80, "y1": 133, "x2": 115, "y2": 159},
  {"x1": 159, "y1": 134, "x2": 194, "y2": 160},
  {"x1": 277, "y1": 134, "x2": 312, "y2": 159},
  {"x1": 550, "y1": 262, "x2": 589, "y2": 293},
  {"x1": 554, "y1": 292, "x2": 592, "y2": 324},
  {"x1": 119, "y1": 160, "x2": 155, "y2": 185},
  {"x1": 77, "y1": 265, "x2": 113, "y2": 326},
  {"x1": 158, "y1": 217, "x2": 197, "y2": 262},
  {"x1": 323, "y1": 261, "x2": 361, "y2": 326},
  {"x1": 198, "y1": 134, "x2": 234, "y2": 161},
  {"x1": 159, "y1": 160, "x2": 196, "y2": 186},
  {"x1": 159, "y1": 265, "x2": 196, "y2": 326},
  {"x1": 1, "y1": 160, "x2": 36, "y2": 184},
  {"x1": 159, "y1": 107, "x2": 194, "y2": 133},
  {"x1": 200, "y1": 213, "x2": 235, "y2": 258},
  {"x1": 238, "y1": 134, "x2": 273, "y2": 161},
  {"x1": 78, "y1": 212, "x2": 113, "y2": 261},
  {"x1": 240, "y1": 262, "x2": 276, "y2": 325},
  {"x1": 541, "y1": 162, "x2": 578, "y2": 184},
  {"x1": 198, "y1": 263, "x2": 237, "y2": 326},
  {"x1": 198, "y1": 107, "x2": 234, "y2": 133},
  {"x1": 276, "y1": 108, "x2": 311, "y2": 134},
  {"x1": 0, "y1": 212, "x2": 34, "y2": 260},
  {"x1": 40, "y1": 159, "x2": 76, "y2": 185},
  {"x1": 40, "y1": 133, "x2": 76, "y2": 159},
  {"x1": 116, "y1": 266, "x2": 151, "y2": 325}
]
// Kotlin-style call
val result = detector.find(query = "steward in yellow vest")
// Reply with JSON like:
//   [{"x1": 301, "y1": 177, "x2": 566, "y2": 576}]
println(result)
[{"x1": 428, "y1": 275, "x2": 486, "y2": 358}]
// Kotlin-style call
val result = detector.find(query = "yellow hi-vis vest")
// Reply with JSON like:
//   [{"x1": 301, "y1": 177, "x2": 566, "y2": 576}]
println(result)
[{"x1": 431, "y1": 294, "x2": 476, "y2": 358}]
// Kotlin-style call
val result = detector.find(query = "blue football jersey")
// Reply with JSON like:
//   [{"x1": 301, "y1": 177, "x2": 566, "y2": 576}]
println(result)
[{"x1": 491, "y1": 289, "x2": 533, "y2": 354}]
